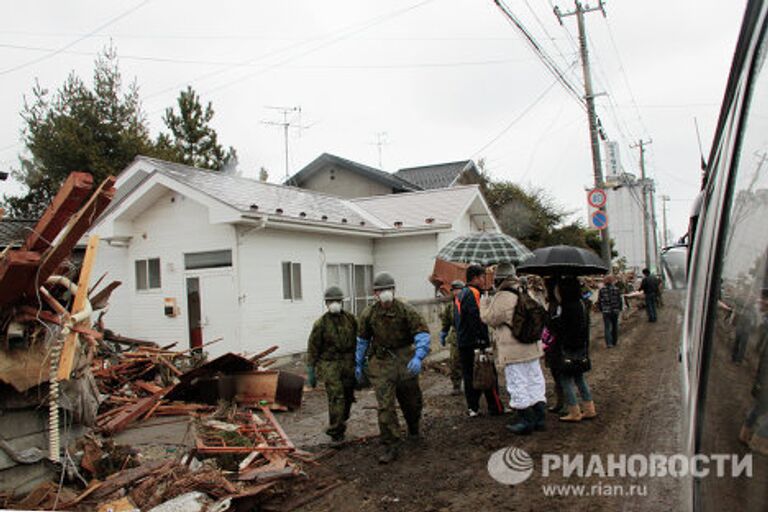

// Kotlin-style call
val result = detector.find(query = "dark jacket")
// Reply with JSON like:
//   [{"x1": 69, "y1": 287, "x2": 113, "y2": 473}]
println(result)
[
  {"x1": 598, "y1": 284, "x2": 623, "y2": 314},
  {"x1": 456, "y1": 285, "x2": 489, "y2": 349},
  {"x1": 640, "y1": 275, "x2": 659, "y2": 297}
]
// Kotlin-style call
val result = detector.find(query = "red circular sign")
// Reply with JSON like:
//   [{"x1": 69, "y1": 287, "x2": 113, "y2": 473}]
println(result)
[{"x1": 587, "y1": 188, "x2": 607, "y2": 208}]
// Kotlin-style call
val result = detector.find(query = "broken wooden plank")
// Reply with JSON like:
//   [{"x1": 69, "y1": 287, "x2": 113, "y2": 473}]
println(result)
[
  {"x1": 31, "y1": 176, "x2": 115, "y2": 295},
  {"x1": 91, "y1": 460, "x2": 171, "y2": 500},
  {"x1": 13, "y1": 308, "x2": 104, "y2": 340},
  {"x1": 23, "y1": 171, "x2": 94, "y2": 252},
  {"x1": 57, "y1": 234, "x2": 99, "y2": 381},
  {"x1": 0, "y1": 251, "x2": 41, "y2": 308},
  {"x1": 248, "y1": 345, "x2": 279, "y2": 362},
  {"x1": 100, "y1": 388, "x2": 169, "y2": 435}
]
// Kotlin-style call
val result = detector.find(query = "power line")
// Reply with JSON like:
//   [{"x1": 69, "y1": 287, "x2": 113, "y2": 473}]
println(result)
[{"x1": 0, "y1": 0, "x2": 151, "y2": 77}]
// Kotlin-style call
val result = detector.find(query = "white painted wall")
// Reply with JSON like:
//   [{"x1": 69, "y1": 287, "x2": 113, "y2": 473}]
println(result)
[
  {"x1": 91, "y1": 241, "x2": 132, "y2": 335},
  {"x1": 373, "y1": 234, "x2": 439, "y2": 301},
  {"x1": 237, "y1": 228, "x2": 373, "y2": 356},
  {"x1": 606, "y1": 185, "x2": 647, "y2": 271}
]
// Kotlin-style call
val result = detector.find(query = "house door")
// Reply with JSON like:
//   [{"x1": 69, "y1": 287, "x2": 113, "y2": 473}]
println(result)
[{"x1": 185, "y1": 272, "x2": 238, "y2": 353}]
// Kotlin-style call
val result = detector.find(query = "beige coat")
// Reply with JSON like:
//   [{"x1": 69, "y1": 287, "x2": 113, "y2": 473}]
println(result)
[{"x1": 480, "y1": 288, "x2": 543, "y2": 368}]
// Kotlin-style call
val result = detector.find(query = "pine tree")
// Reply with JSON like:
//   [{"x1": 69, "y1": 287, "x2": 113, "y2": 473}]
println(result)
[{"x1": 162, "y1": 86, "x2": 237, "y2": 171}]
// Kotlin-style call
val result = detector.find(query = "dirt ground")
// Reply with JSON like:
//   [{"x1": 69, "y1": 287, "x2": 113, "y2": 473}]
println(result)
[{"x1": 264, "y1": 292, "x2": 687, "y2": 511}]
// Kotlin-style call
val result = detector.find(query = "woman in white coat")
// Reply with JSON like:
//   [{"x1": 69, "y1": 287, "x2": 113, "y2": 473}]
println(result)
[{"x1": 480, "y1": 263, "x2": 547, "y2": 435}]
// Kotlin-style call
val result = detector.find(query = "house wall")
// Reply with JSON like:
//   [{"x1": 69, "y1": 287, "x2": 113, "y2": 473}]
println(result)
[
  {"x1": 373, "y1": 233, "x2": 439, "y2": 301},
  {"x1": 92, "y1": 190, "x2": 238, "y2": 353},
  {"x1": 238, "y1": 228, "x2": 373, "y2": 355},
  {"x1": 300, "y1": 166, "x2": 393, "y2": 198}
]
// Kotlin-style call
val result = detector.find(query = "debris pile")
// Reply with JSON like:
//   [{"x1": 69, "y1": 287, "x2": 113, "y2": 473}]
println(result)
[{"x1": 0, "y1": 172, "x2": 312, "y2": 510}]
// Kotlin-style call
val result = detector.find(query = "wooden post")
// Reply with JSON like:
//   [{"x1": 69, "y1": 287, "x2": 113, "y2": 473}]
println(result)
[{"x1": 57, "y1": 235, "x2": 99, "y2": 381}]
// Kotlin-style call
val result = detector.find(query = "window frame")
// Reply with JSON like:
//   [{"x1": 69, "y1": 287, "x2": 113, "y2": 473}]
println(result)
[
  {"x1": 135, "y1": 257, "x2": 162, "y2": 291},
  {"x1": 282, "y1": 261, "x2": 303, "y2": 301}
]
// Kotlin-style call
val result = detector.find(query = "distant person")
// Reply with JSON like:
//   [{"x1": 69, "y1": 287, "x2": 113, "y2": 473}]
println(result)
[
  {"x1": 639, "y1": 268, "x2": 659, "y2": 322},
  {"x1": 456, "y1": 265, "x2": 503, "y2": 417},
  {"x1": 552, "y1": 276, "x2": 597, "y2": 422},
  {"x1": 306, "y1": 286, "x2": 357, "y2": 444},
  {"x1": 355, "y1": 272, "x2": 431, "y2": 464},
  {"x1": 439, "y1": 280, "x2": 465, "y2": 395},
  {"x1": 598, "y1": 275, "x2": 623, "y2": 347},
  {"x1": 480, "y1": 265, "x2": 546, "y2": 435},
  {"x1": 543, "y1": 277, "x2": 566, "y2": 416}
]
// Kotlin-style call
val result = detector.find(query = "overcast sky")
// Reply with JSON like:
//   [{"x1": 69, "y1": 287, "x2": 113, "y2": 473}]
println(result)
[{"x1": 0, "y1": 0, "x2": 748, "y2": 239}]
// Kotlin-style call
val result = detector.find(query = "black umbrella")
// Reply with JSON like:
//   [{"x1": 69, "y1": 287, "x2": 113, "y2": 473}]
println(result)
[{"x1": 516, "y1": 245, "x2": 608, "y2": 276}]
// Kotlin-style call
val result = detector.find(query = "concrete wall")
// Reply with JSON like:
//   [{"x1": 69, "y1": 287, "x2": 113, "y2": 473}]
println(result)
[
  {"x1": 606, "y1": 184, "x2": 647, "y2": 271},
  {"x1": 301, "y1": 166, "x2": 393, "y2": 198}
]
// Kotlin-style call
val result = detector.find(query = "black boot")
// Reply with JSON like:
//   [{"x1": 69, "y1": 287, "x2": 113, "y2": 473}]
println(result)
[
  {"x1": 506, "y1": 407, "x2": 534, "y2": 436},
  {"x1": 532, "y1": 401, "x2": 546, "y2": 431}
]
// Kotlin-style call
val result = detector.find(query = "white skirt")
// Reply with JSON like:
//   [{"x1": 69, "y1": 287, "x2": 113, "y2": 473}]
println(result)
[{"x1": 503, "y1": 359, "x2": 546, "y2": 409}]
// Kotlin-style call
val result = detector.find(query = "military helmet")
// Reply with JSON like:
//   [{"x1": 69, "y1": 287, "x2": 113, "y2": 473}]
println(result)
[
  {"x1": 324, "y1": 285, "x2": 345, "y2": 301},
  {"x1": 494, "y1": 262, "x2": 516, "y2": 280},
  {"x1": 450, "y1": 280, "x2": 465, "y2": 290},
  {"x1": 373, "y1": 271, "x2": 396, "y2": 291}
]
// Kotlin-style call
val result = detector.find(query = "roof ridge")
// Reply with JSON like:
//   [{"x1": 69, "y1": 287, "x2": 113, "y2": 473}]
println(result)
[{"x1": 396, "y1": 160, "x2": 472, "y2": 172}]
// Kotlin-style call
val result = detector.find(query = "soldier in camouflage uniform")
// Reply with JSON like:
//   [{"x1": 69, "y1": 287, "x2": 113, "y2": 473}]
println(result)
[
  {"x1": 439, "y1": 280, "x2": 464, "y2": 395},
  {"x1": 356, "y1": 272, "x2": 431, "y2": 464},
  {"x1": 307, "y1": 286, "x2": 357, "y2": 443}
]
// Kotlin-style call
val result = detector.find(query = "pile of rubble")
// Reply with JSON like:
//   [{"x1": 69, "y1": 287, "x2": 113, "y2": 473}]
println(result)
[{"x1": 0, "y1": 172, "x2": 312, "y2": 511}]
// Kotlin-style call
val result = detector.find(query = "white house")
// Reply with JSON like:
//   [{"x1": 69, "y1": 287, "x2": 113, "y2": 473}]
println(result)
[{"x1": 90, "y1": 156, "x2": 498, "y2": 357}]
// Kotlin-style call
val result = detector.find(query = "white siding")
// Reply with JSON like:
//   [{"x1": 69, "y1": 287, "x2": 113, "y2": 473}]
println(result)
[
  {"x1": 238, "y1": 229, "x2": 373, "y2": 356},
  {"x1": 95, "y1": 190, "x2": 238, "y2": 352},
  {"x1": 90, "y1": 241, "x2": 132, "y2": 335},
  {"x1": 373, "y1": 234, "x2": 438, "y2": 301}
]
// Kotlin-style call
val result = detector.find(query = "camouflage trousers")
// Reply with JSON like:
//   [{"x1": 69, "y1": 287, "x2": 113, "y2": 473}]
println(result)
[
  {"x1": 317, "y1": 360, "x2": 356, "y2": 438},
  {"x1": 368, "y1": 345, "x2": 423, "y2": 446},
  {"x1": 448, "y1": 334, "x2": 462, "y2": 386}
]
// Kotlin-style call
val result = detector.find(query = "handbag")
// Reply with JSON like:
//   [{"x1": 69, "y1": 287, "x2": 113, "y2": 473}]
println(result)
[
  {"x1": 472, "y1": 348, "x2": 496, "y2": 390},
  {"x1": 561, "y1": 348, "x2": 591, "y2": 374}
]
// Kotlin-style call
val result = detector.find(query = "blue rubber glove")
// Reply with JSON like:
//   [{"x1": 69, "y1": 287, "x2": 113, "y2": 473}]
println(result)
[
  {"x1": 407, "y1": 332, "x2": 431, "y2": 375},
  {"x1": 306, "y1": 365, "x2": 317, "y2": 388},
  {"x1": 355, "y1": 337, "x2": 370, "y2": 382},
  {"x1": 439, "y1": 331, "x2": 448, "y2": 347}
]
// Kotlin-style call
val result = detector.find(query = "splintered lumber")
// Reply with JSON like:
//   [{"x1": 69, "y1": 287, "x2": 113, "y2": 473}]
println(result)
[
  {"x1": 91, "y1": 460, "x2": 171, "y2": 500},
  {"x1": 0, "y1": 251, "x2": 41, "y2": 308},
  {"x1": 58, "y1": 234, "x2": 99, "y2": 381},
  {"x1": 23, "y1": 171, "x2": 94, "y2": 252},
  {"x1": 100, "y1": 388, "x2": 169, "y2": 434},
  {"x1": 30, "y1": 176, "x2": 115, "y2": 295},
  {"x1": 13, "y1": 307, "x2": 103, "y2": 339},
  {"x1": 249, "y1": 345, "x2": 279, "y2": 362}
]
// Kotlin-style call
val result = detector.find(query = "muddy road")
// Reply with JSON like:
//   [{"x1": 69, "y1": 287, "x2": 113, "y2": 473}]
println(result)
[{"x1": 272, "y1": 293, "x2": 686, "y2": 511}]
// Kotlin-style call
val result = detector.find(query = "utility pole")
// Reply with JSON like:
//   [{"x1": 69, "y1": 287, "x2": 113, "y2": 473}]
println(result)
[
  {"x1": 554, "y1": 0, "x2": 612, "y2": 265},
  {"x1": 370, "y1": 132, "x2": 389, "y2": 168},
  {"x1": 261, "y1": 106, "x2": 307, "y2": 182},
  {"x1": 660, "y1": 194, "x2": 669, "y2": 248},
  {"x1": 631, "y1": 139, "x2": 653, "y2": 270}
]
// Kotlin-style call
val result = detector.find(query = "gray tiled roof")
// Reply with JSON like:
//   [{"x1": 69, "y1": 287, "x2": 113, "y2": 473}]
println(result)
[
  {"x1": 286, "y1": 153, "x2": 420, "y2": 192},
  {"x1": 350, "y1": 186, "x2": 480, "y2": 228},
  {"x1": 0, "y1": 219, "x2": 36, "y2": 248},
  {"x1": 137, "y1": 157, "x2": 373, "y2": 227},
  {"x1": 395, "y1": 161, "x2": 474, "y2": 190}
]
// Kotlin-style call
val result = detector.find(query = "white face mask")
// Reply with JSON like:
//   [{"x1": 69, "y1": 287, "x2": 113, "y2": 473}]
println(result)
[
  {"x1": 328, "y1": 301, "x2": 342, "y2": 314},
  {"x1": 378, "y1": 289, "x2": 394, "y2": 304}
]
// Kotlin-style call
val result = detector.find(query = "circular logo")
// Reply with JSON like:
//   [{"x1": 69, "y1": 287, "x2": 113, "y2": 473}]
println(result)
[{"x1": 487, "y1": 447, "x2": 534, "y2": 485}]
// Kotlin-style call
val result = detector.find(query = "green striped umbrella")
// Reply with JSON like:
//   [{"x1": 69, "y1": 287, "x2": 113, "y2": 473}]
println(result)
[{"x1": 437, "y1": 232, "x2": 533, "y2": 266}]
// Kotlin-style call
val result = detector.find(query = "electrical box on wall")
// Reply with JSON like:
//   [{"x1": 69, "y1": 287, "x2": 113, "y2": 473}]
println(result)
[{"x1": 164, "y1": 297, "x2": 179, "y2": 317}]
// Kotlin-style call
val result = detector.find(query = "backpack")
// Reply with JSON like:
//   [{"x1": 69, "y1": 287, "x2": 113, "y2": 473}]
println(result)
[{"x1": 510, "y1": 290, "x2": 547, "y2": 344}]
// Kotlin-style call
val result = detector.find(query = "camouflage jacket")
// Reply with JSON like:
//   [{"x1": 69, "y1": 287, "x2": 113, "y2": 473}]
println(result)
[
  {"x1": 307, "y1": 310, "x2": 358, "y2": 366},
  {"x1": 440, "y1": 302, "x2": 455, "y2": 334},
  {"x1": 358, "y1": 299, "x2": 429, "y2": 352}
]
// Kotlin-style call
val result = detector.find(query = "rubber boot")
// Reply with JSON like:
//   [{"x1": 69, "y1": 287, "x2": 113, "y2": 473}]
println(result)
[
  {"x1": 739, "y1": 425, "x2": 754, "y2": 446},
  {"x1": 378, "y1": 444, "x2": 399, "y2": 464},
  {"x1": 532, "y1": 401, "x2": 546, "y2": 431},
  {"x1": 581, "y1": 401, "x2": 597, "y2": 420},
  {"x1": 749, "y1": 432, "x2": 768, "y2": 456},
  {"x1": 559, "y1": 405, "x2": 583, "y2": 422},
  {"x1": 506, "y1": 407, "x2": 534, "y2": 435}
]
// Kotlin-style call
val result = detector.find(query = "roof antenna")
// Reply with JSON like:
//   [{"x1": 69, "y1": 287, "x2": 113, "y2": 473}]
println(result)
[{"x1": 693, "y1": 117, "x2": 707, "y2": 173}]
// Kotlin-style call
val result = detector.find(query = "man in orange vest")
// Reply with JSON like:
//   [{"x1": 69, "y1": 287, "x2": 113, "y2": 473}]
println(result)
[{"x1": 456, "y1": 265, "x2": 504, "y2": 417}]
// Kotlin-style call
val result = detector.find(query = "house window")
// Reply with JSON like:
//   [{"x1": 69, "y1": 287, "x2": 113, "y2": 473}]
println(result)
[
  {"x1": 282, "y1": 262, "x2": 302, "y2": 301},
  {"x1": 135, "y1": 258, "x2": 161, "y2": 290},
  {"x1": 326, "y1": 263, "x2": 373, "y2": 314},
  {"x1": 184, "y1": 250, "x2": 233, "y2": 270}
]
